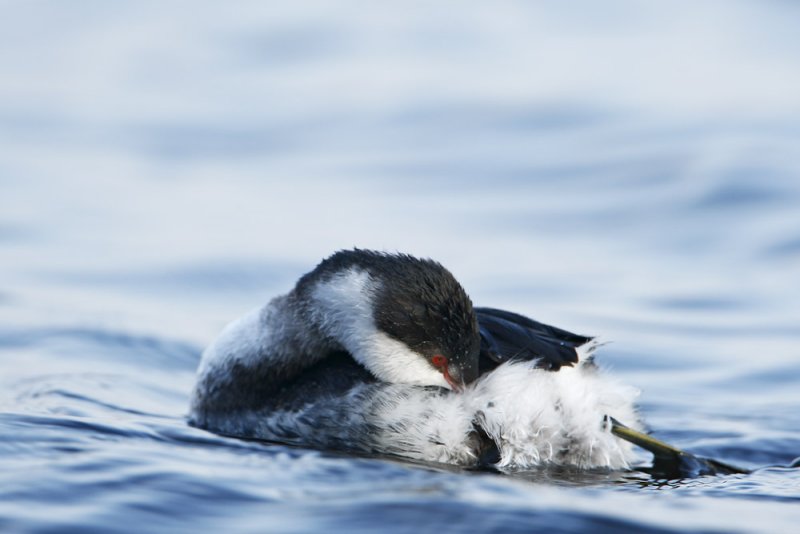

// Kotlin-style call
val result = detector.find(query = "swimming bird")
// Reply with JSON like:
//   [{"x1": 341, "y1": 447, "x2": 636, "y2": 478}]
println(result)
[{"x1": 189, "y1": 249, "x2": 640, "y2": 469}]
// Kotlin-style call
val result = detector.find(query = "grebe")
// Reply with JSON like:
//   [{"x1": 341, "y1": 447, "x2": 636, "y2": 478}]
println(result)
[{"x1": 189, "y1": 249, "x2": 640, "y2": 469}]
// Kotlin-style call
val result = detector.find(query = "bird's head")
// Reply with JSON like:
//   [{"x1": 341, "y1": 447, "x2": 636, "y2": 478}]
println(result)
[
  {"x1": 371, "y1": 260, "x2": 481, "y2": 391},
  {"x1": 303, "y1": 250, "x2": 481, "y2": 391}
]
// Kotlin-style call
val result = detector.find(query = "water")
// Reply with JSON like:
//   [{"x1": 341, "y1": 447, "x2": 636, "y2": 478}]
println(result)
[{"x1": 1, "y1": 1, "x2": 800, "y2": 532}]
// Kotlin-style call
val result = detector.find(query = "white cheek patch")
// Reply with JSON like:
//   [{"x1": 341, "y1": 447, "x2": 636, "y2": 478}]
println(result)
[{"x1": 361, "y1": 331, "x2": 451, "y2": 388}]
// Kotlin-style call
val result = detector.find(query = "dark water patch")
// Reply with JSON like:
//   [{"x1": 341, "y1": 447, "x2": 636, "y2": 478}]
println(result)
[
  {"x1": 155, "y1": 425, "x2": 287, "y2": 452},
  {"x1": 31, "y1": 388, "x2": 168, "y2": 419},
  {"x1": 693, "y1": 172, "x2": 793, "y2": 211},
  {"x1": 646, "y1": 295, "x2": 748, "y2": 312},
  {"x1": 656, "y1": 467, "x2": 800, "y2": 503},
  {"x1": 230, "y1": 24, "x2": 350, "y2": 67},
  {"x1": 502, "y1": 466, "x2": 630, "y2": 488},
  {"x1": 0, "y1": 221, "x2": 39, "y2": 242},
  {"x1": 146, "y1": 420, "x2": 326, "y2": 457},
  {"x1": 35, "y1": 259, "x2": 302, "y2": 297},
  {"x1": 0, "y1": 109, "x2": 71, "y2": 135},
  {"x1": 128, "y1": 122, "x2": 298, "y2": 160},
  {"x1": 301, "y1": 501, "x2": 684, "y2": 534},
  {"x1": 4, "y1": 372, "x2": 193, "y2": 424},
  {"x1": 0, "y1": 413, "x2": 163, "y2": 442},
  {"x1": 117, "y1": 111, "x2": 358, "y2": 162},
  {"x1": 704, "y1": 364, "x2": 800, "y2": 392},
  {"x1": 1, "y1": 463, "x2": 271, "y2": 533},
  {"x1": 691, "y1": 439, "x2": 800, "y2": 469},
  {"x1": 500, "y1": 104, "x2": 617, "y2": 132},
  {"x1": 1, "y1": 408, "x2": 303, "y2": 462},
  {"x1": 0, "y1": 326, "x2": 200, "y2": 371},
  {"x1": 0, "y1": 424, "x2": 94, "y2": 458},
  {"x1": 363, "y1": 152, "x2": 680, "y2": 192},
  {"x1": 763, "y1": 235, "x2": 800, "y2": 258},
  {"x1": 381, "y1": 100, "x2": 617, "y2": 134},
  {"x1": 593, "y1": 315, "x2": 800, "y2": 339}
]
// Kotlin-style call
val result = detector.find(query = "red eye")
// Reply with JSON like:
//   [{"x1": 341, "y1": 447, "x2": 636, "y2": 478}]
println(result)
[{"x1": 431, "y1": 354, "x2": 447, "y2": 368}]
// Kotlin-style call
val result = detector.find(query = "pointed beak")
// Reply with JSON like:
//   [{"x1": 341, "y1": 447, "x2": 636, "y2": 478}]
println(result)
[
  {"x1": 443, "y1": 369, "x2": 462, "y2": 391},
  {"x1": 444, "y1": 362, "x2": 476, "y2": 392}
]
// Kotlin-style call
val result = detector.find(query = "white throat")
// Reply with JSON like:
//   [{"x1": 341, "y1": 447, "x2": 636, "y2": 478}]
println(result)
[{"x1": 309, "y1": 268, "x2": 451, "y2": 389}]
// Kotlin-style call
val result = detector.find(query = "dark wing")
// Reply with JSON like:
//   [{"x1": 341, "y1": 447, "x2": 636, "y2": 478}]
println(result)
[
  {"x1": 266, "y1": 351, "x2": 378, "y2": 412},
  {"x1": 476, "y1": 307, "x2": 593, "y2": 373}
]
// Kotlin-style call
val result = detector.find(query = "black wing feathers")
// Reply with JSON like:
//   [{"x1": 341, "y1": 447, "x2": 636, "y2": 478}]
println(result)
[{"x1": 476, "y1": 307, "x2": 592, "y2": 373}]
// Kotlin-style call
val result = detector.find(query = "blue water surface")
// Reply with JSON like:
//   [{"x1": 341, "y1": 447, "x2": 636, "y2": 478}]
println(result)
[{"x1": 1, "y1": 2, "x2": 799, "y2": 533}]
